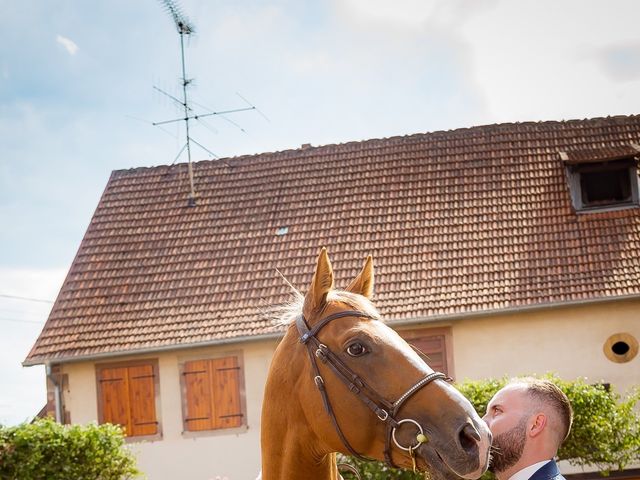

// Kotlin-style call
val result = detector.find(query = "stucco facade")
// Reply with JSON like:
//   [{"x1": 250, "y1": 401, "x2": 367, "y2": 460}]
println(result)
[
  {"x1": 395, "y1": 296, "x2": 640, "y2": 394},
  {"x1": 51, "y1": 297, "x2": 639, "y2": 479},
  {"x1": 451, "y1": 297, "x2": 639, "y2": 393},
  {"x1": 59, "y1": 339, "x2": 277, "y2": 480}
]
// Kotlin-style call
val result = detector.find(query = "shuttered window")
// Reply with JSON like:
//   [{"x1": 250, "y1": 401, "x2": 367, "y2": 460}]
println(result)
[
  {"x1": 97, "y1": 362, "x2": 159, "y2": 438},
  {"x1": 399, "y1": 327, "x2": 454, "y2": 379},
  {"x1": 182, "y1": 356, "x2": 244, "y2": 432}
]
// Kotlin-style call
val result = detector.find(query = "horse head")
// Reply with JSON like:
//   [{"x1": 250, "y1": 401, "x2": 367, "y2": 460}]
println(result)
[{"x1": 261, "y1": 248, "x2": 491, "y2": 480}]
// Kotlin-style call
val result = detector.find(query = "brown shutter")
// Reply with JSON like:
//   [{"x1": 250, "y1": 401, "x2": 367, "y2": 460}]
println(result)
[
  {"x1": 99, "y1": 367, "x2": 131, "y2": 434},
  {"x1": 183, "y1": 360, "x2": 214, "y2": 431},
  {"x1": 127, "y1": 364, "x2": 158, "y2": 436},
  {"x1": 408, "y1": 335, "x2": 448, "y2": 376},
  {"x1": 211, "y1": 357, "x2": 243, "y2": 429}
]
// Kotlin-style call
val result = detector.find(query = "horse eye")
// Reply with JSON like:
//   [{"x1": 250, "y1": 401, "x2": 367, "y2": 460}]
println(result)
[{"x1": 346, "y1": 343, "x2": 367, "y2": 357}]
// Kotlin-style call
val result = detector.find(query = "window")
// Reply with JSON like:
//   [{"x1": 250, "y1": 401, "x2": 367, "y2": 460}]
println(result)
[
  {"x1": 398, "y1": 327, "x2": 455, "y2": 379},
  {"x1": 181, "y1": 355, "x2": 245, "y2": 432},
  {"x1": 96, "y1": 360, "x2": 160, "y2": 438},
  {"x1": 580, "y1": 167, "x2": 631, "y2": 205},
  {"x1": 560, "y1": 146, "x2": 640, "y2": 212}
]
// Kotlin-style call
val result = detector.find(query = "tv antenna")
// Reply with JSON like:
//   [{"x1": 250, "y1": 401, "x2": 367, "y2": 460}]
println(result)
[{"x1": 155, "y1": 0, "x2": 261, "y2": 207}]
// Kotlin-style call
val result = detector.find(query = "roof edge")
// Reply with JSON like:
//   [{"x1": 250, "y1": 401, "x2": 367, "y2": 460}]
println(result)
[
  {"x1": 111, "y1": 114, "x2": 640, "y2": 177},
  {"x1": 22, "y1": 331, "x2": 285, "y2": 367},
  {"x1": 388, "y1": 293, "x2": 640, "y2": 328},
  {"x1": 24, "y1": 292, "x2": 640, "y2": 366}
]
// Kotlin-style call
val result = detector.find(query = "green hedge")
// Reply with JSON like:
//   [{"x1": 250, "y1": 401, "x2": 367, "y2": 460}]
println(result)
[
  {"x1": 0, "y1": 418, "x2": 141, "y2": 480},
  {"x1": 340, "y1": 374, "x2": 640, "y2": 479}
]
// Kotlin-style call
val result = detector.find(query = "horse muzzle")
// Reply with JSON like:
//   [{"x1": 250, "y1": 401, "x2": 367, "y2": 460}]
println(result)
[{"x1": 415, "y1": 419, "x2": 492, "y2": 480}]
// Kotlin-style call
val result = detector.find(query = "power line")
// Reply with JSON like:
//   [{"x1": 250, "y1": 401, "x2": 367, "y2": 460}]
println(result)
[
  {"x1": 0, "y1": 294, "x2": 54, "y2": 304},
  {"x1": 0, "y1": 317, "x2": 45, "y2": 324},
  {"x1": 0, "y1": 307, "x2": 45, "y2": 316}
]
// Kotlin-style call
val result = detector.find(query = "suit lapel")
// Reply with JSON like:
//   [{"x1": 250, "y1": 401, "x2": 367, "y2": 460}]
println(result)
[{"x1": 529, "y1": 460, "x2": 562, "y2": 480}]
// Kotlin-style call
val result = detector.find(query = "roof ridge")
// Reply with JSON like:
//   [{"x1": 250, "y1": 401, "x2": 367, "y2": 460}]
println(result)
[{"x1": 111, "y1": 114, "x2": 640, "y2": 177}]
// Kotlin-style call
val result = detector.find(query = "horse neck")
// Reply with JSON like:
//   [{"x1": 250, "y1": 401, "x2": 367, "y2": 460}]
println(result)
[{"x1": 261, "y1": 327, "x2": 341, "y2": 480}]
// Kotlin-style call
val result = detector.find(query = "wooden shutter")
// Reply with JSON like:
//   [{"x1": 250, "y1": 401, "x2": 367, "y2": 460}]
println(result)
[
  {"x1": 127, "y1": 364, "x2": 158, "y2": 436},
  {"x1": 183, "y1": 356, "x2": 243, "y2": 431},
  {"x1": 399, "y1": 328, "x2": 453, "y2": 378},
  {"x1": 184, "y1": 360, "x2": 214, "y2": 431},
  {"x1": 211, "y1": 356, "x2": 243, "y2": 429},
  {"x1": 410, "y1": 334, "x2": 447, "y2": 375},
  {"x1": 99, "y1": 367, "x2": 131, "y2": 433},
  {"x1": 98, "y1": 363, "x2": 158, "y2": 437}
]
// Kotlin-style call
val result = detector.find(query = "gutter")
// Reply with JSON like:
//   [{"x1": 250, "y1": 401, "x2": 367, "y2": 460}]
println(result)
[
  {"x1": 24, "y1": 331, "x2": 285, "y2": 367},
  {"x1": 385, "y1": 292, "x2": 640, "y2": 328},
  {"x1": 45, "y1": 362, "x2": 63, "y2": 423},
  {"x1": 24, "y1": 292, "x2": 640, "y2": 367}
]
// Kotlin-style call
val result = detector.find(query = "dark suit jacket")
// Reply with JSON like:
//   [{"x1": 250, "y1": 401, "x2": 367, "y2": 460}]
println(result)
[{"x1": 529, "y1": 460, "x2": 565, "y2": 480}]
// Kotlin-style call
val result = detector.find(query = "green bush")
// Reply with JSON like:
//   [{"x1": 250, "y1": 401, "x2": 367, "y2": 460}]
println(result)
[
  {"x1": 0, "y1": 417, "x2": 141, "y2": 480},
  {"x1": 340, "y1": 375, "x2": 640, "y2": 479}
]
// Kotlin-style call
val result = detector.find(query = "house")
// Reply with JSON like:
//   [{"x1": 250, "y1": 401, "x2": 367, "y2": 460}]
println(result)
[{"x1": 25, "y1": 115, "x2": 640, "y2": 480}]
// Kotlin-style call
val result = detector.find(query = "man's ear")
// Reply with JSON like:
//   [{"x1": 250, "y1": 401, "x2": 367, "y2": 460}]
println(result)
[
  {"x1": 303, "y1": 247, "x2": 334, "y2": 319},
  {"x1": 529, "y1": 413, "x2": 547, "y2": 438},
  {"x1": 345, "y1": 255, "x2": 374, "y2": 298}
]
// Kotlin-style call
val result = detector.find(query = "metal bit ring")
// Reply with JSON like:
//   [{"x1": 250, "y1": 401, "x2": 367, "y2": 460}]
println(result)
[{"x1": 391, "y1": 418, "x2": 425, "y2": 451}]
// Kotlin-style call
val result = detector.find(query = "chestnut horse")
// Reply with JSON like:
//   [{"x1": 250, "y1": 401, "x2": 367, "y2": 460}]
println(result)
[{"x1": 261, "y1": 249, "x2": 491, "y2": 480}]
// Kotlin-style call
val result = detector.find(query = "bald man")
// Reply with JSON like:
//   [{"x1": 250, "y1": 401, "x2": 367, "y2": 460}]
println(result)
[{"x1": 483, "y1": 378, "x2": 573, "y2": 480}]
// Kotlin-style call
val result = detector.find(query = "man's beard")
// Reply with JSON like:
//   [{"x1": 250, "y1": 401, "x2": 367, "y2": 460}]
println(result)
[{"x1": 489, "y1": 417, "x2": 527, "y2": 474}]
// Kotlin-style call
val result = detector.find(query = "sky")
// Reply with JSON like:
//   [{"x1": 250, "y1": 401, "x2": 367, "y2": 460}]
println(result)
[{"x1": 1, "y1": 0, "x2": 640, "y2": 426}]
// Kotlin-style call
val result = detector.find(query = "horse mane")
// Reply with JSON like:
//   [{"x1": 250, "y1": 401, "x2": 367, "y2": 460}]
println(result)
[{"x1": 265, "y1": 288, "x2": 381, "y2": 326}]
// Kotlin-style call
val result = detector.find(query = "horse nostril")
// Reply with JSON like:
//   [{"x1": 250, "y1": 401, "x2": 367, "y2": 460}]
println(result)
[{"x1": 459, "y1": 423, "x2": 480, "y2": 452}]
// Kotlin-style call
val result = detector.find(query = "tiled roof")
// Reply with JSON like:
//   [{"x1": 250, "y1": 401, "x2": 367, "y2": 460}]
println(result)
[
  {"x1": 25, "y1": 115, "x2": 640, "y2": 364},
  {"x1": 560, "y1": 143, "x2": 640, "y2": 164}
]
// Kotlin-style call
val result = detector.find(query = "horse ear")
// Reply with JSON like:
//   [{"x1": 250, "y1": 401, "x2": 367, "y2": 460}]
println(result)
[
  {"x1": 303, "y1": 247, "x2": 334, "y2": 317},
  {"x1": 346, "y1": 255, "x2": 374, "y2": 298}
]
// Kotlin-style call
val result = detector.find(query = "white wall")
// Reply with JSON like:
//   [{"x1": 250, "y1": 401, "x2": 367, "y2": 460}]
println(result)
[
  {"x1": 62, "y1": 339, "x2": 277, "y2": 480},
  {"x1": 452, "y1": 297, "x2": 640, "y2": 394}
]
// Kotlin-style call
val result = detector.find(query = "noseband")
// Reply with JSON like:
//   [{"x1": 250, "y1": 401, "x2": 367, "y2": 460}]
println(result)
[{"x1": 296, "y1": 310, "x2": 446, "y2": 468}]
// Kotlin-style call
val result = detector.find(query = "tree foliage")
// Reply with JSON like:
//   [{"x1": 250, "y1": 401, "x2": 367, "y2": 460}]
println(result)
[
  {"x1": 0, "y1": 417, "x2": 141, "y2": 480},
  {"x1": 340, "y1": 375, "x2": 640, "y2": 480}
]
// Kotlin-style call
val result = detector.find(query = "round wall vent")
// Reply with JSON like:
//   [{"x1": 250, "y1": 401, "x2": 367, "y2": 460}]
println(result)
[{"x1": 603, "y1": 333, "x2": 638, "y2": 363}]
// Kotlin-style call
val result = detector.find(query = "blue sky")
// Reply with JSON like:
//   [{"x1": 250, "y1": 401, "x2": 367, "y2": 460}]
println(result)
[{"x1": 1, "y1": 0, "x2": 639, "y2": 425}]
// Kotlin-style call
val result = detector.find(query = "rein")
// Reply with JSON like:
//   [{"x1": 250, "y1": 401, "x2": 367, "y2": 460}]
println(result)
[{"x1": 296, "y1": 310, "x2": 446, "y2": 470}]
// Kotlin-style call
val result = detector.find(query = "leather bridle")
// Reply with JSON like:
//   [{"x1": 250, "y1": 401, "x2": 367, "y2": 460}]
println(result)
[{"x1": 296, "y1": 310, "x2": 447, "y2": 468}]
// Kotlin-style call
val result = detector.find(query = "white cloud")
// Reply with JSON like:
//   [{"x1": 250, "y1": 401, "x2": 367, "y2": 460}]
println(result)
[
  {"x1": 56, "y1": 34, "x2": 78, "y2": 55},
  {"x1": 334, "y1": 0, "x2": 497, "y2": 35},
  {"x1": 0, "y1": 268, "x2": 65, "y2": 300},
  {"x1": 455, "y1": 0, "x2": 640, "y2": 122},
  {"x1": 337, "y1": 0, "x2": 440, "y2": 31}
]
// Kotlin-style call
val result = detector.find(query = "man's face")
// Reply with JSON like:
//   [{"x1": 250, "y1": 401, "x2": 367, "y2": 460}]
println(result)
[{"x1": 483, "y1": 386, "x2": 531, "y2": 474}]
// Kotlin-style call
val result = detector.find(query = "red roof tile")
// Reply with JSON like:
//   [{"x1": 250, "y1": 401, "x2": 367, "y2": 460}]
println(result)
[{"x1": 25, "y1": 115, "x2": 640, "y2": 363}]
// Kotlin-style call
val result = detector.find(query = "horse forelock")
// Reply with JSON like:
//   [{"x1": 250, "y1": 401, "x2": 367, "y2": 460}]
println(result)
[
  {"x1": 265, "y1": 289, "x2": 380, "y2": 326},
  {"x1": 326, "y1": 290, "x2": 380, "y2": 320}
]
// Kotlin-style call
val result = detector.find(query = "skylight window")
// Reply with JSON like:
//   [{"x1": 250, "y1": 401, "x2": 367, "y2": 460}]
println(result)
[{"x1": 560, "y1": 145, "x2": 640, "y2": 212}]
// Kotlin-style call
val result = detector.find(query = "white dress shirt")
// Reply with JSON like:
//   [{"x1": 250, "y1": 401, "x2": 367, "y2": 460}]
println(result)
[{"x1": 508, "y1": 460, "x2": 552, "y2": 480}]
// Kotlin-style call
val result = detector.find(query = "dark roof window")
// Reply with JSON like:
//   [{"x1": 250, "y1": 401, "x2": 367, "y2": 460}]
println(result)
[{"x1": 560, "y1": 144, "x2": 640, "y2": 212}]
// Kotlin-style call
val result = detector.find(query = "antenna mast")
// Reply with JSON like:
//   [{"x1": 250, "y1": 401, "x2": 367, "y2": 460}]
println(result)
[
  {"x1": 178, "y1": 15, "x2": 196, "y2": 207},
  {"x1": 157, "y1": 0, "x2": 197, "y2": 206},
  {"x1": 155, "y1": 0, "x2": 262, "y2": 207}
]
